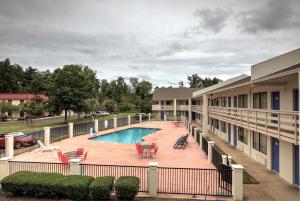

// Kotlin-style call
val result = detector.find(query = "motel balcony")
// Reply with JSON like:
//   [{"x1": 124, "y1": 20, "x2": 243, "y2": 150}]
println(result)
[
  {"x1": 208, "y1": 106, "x2": 299, "y2": 144},
  {"x1": 191, "y1": 105, "x2": 203, "y2": 114},
  {"x1": 152, "y1": 104, "x2": 190, "y2": 111}
]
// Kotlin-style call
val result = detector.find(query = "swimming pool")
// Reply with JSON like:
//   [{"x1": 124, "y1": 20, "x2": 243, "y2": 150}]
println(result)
[{"x1": 89, "y1": 127, "x2": 161, "y2": 144}]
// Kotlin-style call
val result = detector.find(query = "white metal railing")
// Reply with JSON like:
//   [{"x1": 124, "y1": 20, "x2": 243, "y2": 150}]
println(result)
[
  {"x1": 192, "y1": 105, "x2": 203, "y2": 114},
  {"x1": 208, "y1": 106, "x2": 299, "y2": 144},
  {"x1": 176, "y1": 105, "x2": 189, "y2": 111}
]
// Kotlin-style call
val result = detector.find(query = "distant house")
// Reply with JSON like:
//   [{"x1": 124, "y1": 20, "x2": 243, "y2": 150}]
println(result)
[{"x1": 0, "y1": 93, "x2": 48, "y2": 119}]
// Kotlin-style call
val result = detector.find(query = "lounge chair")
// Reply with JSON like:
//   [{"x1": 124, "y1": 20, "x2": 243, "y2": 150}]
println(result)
[
  {"x1": 173, "y1": 134, "x2": 189, "y2": 149},
  {"x1": 37, "y1": 140, "x2": 59, "y2": 152}
]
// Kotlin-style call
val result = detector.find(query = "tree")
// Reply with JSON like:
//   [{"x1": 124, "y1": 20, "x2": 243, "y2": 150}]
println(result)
[
  {"x1": 178, "y1": 81, "x2": 184, "y2": 88},
  {"x1": 187, "y1": 74, "x2": 222, "y2": 88},
  {"x1": 22, "y1": 99, "x2": 47, "y2": 125},
  {"x1": 136, "y1": 80, "x2": 152, "y2": 100},
  {"x1": 48, "y1": 65, "x2": 99, "y2": 122},
  {"x1": 102, "y1": 99, "x2": 118, "y2": 113},
  {"x1": 187, "y1": 74, "x2": 203, "y2": 88},
  {"x1": 0, "y1": 58, "x2": 23, "y2": 92}
]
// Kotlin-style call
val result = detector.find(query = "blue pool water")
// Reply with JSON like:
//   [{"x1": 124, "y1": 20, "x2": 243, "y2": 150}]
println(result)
[{"x1": 89, "y1": 127, "x2": 161, "y2": 144}]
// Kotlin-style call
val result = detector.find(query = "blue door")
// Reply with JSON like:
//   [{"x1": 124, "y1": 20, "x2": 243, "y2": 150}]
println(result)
[
  {"x1": 295, "y1": 145, "x2": 299, "y2": 186},
  {"x1": 271, "y1": 92, "x2": 280, "y2": 123},
  {"x1": 228, "y1": 123, "x2": 231, "y2": 144},
  {"x1": 233, "y1": 126, "x2": 237, "y2": 147},
  {"x1": 272, "y1": 137, "x2": 280, "y2": 173},
  {"x1": 160, "y1": 112, "x2": 164, "y2": 120}
]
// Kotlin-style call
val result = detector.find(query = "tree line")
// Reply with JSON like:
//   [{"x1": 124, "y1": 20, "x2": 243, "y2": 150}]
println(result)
[{"x1": 0, "y1": 58, "x2": 222, "y2": 121}]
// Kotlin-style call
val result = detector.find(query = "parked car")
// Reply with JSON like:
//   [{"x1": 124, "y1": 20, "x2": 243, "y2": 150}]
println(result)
[
  {"x1": 135, "y1": 113, "x2": 148, "y2": 120},
  {"x1": 0, "y1": 132, "x2": 37, "y2": 149},
  {"x1": 95, "y1": 111, "x2": 110, "y2": 116}
]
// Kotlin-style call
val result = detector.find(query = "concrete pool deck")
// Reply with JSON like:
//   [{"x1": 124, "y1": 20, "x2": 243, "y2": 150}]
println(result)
[{"x1": 13, "y1": 121, "x2": 214, "y2": 169}]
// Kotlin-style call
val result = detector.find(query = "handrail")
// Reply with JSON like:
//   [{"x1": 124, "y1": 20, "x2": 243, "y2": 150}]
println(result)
[{"x1": 208, "y1": 106, "x2": 298, "y2": 115}]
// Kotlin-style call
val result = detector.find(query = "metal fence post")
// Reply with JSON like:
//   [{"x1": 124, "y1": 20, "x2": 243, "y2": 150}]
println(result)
[
  {"x1": 128, "y1": 115, "x2": 131, "y2": 125},
  {"x1": 104, "y1": 120, "x2": 108, "y2": 128},
  {"x1": 208, "y1": 141, "x2": 215, "y2": 163},
  {"x1": 70, "y1": 159, "x2": 81, "y2": 175},
  {"x1": 44, "y1": 127, "x2": 50, "y2": 146},
  {"x1": 94, "y1": 119, "x2": 98, "y2": 132},
  {"x1": 148, "y1": 162, "x2": 158, "y2": 197},
  {"x1": 193, "y1": 128, "x2": 198, "y2": 138},
  {"x1": 0, "y1": 157, "x2": 10, "y2": 181},
  {"x1": 68, "y1": 122, "x2": 74, "y2": 138},
  {"x1": 231, "y1": 164, "x2": 244, "y2": 201},
  {"x1": 139, "y1": 113, "x2": 142, "y2": 123},
  {"x1": 5, "y1": 135, "x2": 14, "y2": 158},
  {"x1": 113, "y1": 117, "x2": 117, "y2": 128},
  {"x1": 164, "y1": 114, "x2": 167, "y2": 121},
  {"x1": 148, "y1": 113, "x2": 151, "y2": 121}
]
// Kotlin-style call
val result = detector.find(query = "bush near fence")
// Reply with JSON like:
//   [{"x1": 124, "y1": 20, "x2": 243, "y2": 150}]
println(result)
[
  {"x1": 114, "y1": 176, "x2": 140, "y2": 201},
  {"x1": 89, "y1": 176, "x2": 115, "y2": 200},
  {"x1": 1, "y1": 171, "x2": 140, "y2": 201}
]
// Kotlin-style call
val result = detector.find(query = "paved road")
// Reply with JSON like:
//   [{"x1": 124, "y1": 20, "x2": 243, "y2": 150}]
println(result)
[{"x1": 0, "y1": 115, "x2": 79, "y2": 126}]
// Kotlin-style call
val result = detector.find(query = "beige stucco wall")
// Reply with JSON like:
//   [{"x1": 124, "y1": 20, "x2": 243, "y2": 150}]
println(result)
[
  {"x1": 279, "y1": 140, "x2": 294, "y2": 184},
  {"x1": 251, "y1": 48, "x2": 300, "y2": 80}
]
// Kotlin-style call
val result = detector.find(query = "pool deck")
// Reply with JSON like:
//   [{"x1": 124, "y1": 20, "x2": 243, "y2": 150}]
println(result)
[{"x1": 13, "y1": 121, "x2": 214, "y2": 169}]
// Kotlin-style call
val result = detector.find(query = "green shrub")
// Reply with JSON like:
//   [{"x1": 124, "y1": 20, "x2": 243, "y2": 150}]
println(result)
[
  {"x1": 114, "y1": 176, "x2": 140, "y2": 201},
  {"x1": 1, "y1": 171, "x2": 65, "y2": 198},
  {"x1": 61, "y1": 175, "x2": 94, "y2": 201},
  {"x1": 89, "y1": 176, "x2": 115, "y2": 201}
]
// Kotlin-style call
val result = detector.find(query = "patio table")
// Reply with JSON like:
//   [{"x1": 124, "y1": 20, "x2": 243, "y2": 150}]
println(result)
[
  {"x1": 141, "y1": 145, "x2": 153, "y2": 157},
  {"x1": 64, "y1": 151, "x2": 82, "y2": 159}
]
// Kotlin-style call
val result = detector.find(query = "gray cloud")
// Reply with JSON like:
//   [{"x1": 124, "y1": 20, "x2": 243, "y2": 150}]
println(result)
[
  {"x1": 0, "y1": 0, "x2": 299, "y2": 87},
  {"x1": 193, "y1": 8, "x2": 231, "y2": 33},
  {"x1": 237, "y1": 0, "x2": 300, "y2": 33}
]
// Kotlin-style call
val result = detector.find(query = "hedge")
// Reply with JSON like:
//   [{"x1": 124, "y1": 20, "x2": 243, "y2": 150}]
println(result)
[
  {"x1": 89, "y1": 176, "x2": 115, "y2": 201},
  {"x1": 1, "y1": 172, "x2": 94, "y2": 200},
  {"x1": 114, "y1": 176, "x2": 140, "y2": 201},
  {"x1": 60, "y1": 175, "x2": 94, "y2": 201}
]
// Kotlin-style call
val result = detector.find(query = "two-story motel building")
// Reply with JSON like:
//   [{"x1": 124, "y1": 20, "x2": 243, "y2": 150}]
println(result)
[{"x1": 152, "y1": 48, "x2": 300, "y2": 186}]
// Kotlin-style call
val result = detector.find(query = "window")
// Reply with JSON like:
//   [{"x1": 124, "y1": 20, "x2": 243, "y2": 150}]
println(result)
[
  {"x1": 253, "y1": 92, "x2": 267, "y2": 109},
  {"x1": 228, "y1": 97, "x2": 231, "y2": 107},
  {"x1": 234, "y1": 96, "x2": 238, "y2": 108},
  {"x1": 293, "y1": 89, "x2": 299, "y2": 111},
  {"x1": 253, "y1": 132, "x2": 267, "y2": 154},
  {"x1": 214, "y1": 119, "x2": 219, "y2": 129},
  {"x1": 221, "y1": 121, "x2": 226, "y2": 133},
  {"x1": 238, "y1": 94, "x2": 248, "y2": 108},
  {"x1": 238, "y1": 127, "x2": 248, "y2": 144}
]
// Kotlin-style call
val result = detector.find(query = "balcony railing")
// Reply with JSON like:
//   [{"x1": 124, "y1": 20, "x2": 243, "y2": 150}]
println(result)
[
  {"x1": 208, "y1": 106, "x2": 299, "y2": 144},
  {"x1": 152, "y1": 104, "x2": 174, "y2": 110},
  {"x1": 192, "y1": 105, "x2": 203, "y2": 113},
  {"x1": 176, "y1": 105, "x2": 189, "y2": 111}
]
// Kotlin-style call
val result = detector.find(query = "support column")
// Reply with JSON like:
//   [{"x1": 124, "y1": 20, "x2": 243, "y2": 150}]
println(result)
[
  {"x1": 69, "y1": 159, "x2": 81, "y2": 175},
  {"x1": 94, "y1": 119, "x2": 98, "y2": 133},
  {"x1": 231, "y1": 164, "x2": 244, "y2": 201},
  {"x1": 203, "y1": 94, "x2": 208, "y2": 137},
  {"x1": 68, "y1": 122, "x2": 74, "y2": 138},
  {"x1": 139, "y1": 113, "x2": 142, "y2": 123},
  {"x1": 208, "y1": 141, "x2": 215, "y2": 163},
  {"x1": 148, "y1": 113, "x2": 151, "y2": 121},
  {"x1": 188, "y1": 98, "x2": 192, "y2": 121},
  {"x1": 5, "y1": 135, "x2": 14, "y2": 158},
  {"x1": 44, "y1": 127, "x2": 50, "y2": 146},
  {"x1": 148, "y1": 162, "x2": 158, "y2": 197},
  {"x1": 173, "y1": 98, "x2": 177, "y2": 121},
  {"x1": 128, "y1": 115, "x2": 131, "y2": 125},
  {"x1": 113, "y1": 117, "x2": 117, "y2": 128},
  {"x1": 164, "y1": 114, "x2": 167, "y2": 121},
  {"x1": 0, "y1": 157, "x2": 10, "y2": 181},
  {"x1": 104, "y1": 120, "x2": 108, "y2": 128}
]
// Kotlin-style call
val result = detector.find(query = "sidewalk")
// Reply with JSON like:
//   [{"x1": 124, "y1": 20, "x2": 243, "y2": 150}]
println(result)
[{"x1": 206, "y1": 131, "x2": 300, "y2": 201}]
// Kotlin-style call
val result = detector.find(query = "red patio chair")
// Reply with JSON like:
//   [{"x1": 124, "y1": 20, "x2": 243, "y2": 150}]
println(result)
[
  {"x1": 57, "y1": 150, "x2": 63, "y2": 161},
  {"x1": 76, "y1": 147, "x2": 84, "y2": 154},
  {"x1": 136, "y1": 147, "x2": 145, "y2": 159},
  {"x1": 79, "y1": 152, "x2": 88, "y2": 161},
  {"x1": 150, "y1": 147, "x2": 158, "y2": 159},
  {"x1": 151, "y1": 143, "x2": 157, "y2": 148},
  {"x1": 61, "y1": 154, "x2": 69, "y2": 164}
]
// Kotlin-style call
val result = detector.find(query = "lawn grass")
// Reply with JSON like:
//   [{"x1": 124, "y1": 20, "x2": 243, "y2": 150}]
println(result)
[{"x1": 0, "y1": 112, "x2": 136, "y2": 133}]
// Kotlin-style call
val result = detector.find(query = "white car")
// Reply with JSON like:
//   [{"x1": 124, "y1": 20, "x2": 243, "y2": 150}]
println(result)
[{"x1": 95, "y1": 111, "x2": 110, "y2": 116}]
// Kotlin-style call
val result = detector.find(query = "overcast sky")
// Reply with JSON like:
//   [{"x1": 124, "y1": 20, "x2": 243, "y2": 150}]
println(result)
[{"x1": 0, "y1": 0, "x2": 299, "y2": 87}]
